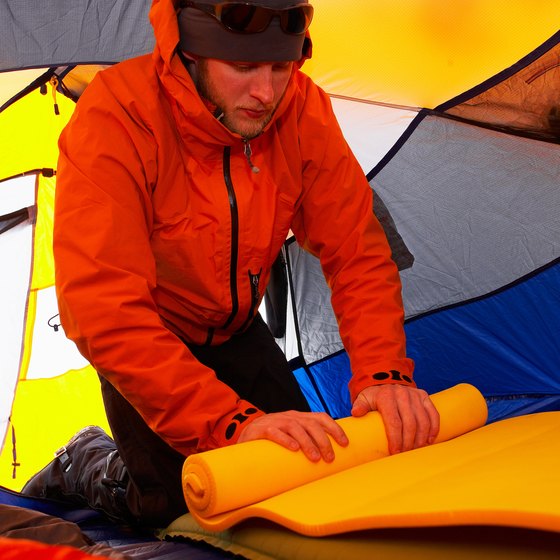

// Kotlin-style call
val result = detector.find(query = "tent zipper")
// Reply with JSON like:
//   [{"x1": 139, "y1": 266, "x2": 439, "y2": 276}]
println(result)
[{"x1": 49, "y1": 75, "x2": 60, "y2": 115}]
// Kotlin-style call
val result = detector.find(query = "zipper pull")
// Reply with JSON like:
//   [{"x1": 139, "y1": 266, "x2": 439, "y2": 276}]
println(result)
[
  {"x1": 236, "y1": 269, "x2": 263, "y2": 334},
  {"x1": 243, "y1": 141, "x2": 260, "y2": 174},
  {"x1": 249, "y1": 269, "x2": 262, "y2": 303}
]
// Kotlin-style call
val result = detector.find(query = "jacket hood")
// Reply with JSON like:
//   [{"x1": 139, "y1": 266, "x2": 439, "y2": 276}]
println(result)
[{"x1": 147, "y1": 0, "x2": 312, "y2": 144}]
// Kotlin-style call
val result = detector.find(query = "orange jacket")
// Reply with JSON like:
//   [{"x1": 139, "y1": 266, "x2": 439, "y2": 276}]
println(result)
[
  {"x1": 54, "y1": 0, "x2": 414, "y2": 456},
  {"x1": 0, "y1": 538, "x2": 113, "y2": 560}
]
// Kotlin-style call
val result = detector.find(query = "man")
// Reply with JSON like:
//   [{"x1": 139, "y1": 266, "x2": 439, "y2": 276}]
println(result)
[{"x1": 23, "y1": 0, "x2": 439, "y2": 526}]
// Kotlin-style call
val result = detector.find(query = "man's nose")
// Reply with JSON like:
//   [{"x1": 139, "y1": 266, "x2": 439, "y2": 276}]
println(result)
[{"x1": 249, "y1": 66, "x2": 274, "y2": 106}]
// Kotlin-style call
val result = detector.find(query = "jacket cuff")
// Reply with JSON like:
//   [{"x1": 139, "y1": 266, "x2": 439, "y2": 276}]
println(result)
[
  {"x1": 209, "y1": 401, "x2": 266, "y2": 448},
  {"x1": 349, "y1": 366, "x2": 416, "y2": 403}
]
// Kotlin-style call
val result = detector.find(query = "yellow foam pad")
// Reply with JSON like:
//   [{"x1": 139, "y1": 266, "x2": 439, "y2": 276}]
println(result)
[{"x1": 181, "y1": 383, "x2": 560, "y2": 536}]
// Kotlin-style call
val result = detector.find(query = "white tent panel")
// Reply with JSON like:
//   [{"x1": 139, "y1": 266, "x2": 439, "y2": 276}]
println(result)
[
  {"x1": 0, "y1": 68, "x2": 45, "y2": 108},
  {"x1": 0, "y1": 222, "x2": 33, "y2": 449},
  {"x1": 0, "y1": 175, "x2": 35, "y2": 215},
  {"x1": 26, "y1": 286, "x2": 89, "y2": 380},
  {"x1": 330, "y1": 97, "x2": 417, "y2": 173}
]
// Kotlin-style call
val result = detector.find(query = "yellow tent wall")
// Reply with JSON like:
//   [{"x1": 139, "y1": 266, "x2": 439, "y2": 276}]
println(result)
[
  {"x1": 0, "y1": 90, "x2": 110, "y2": 489},
  {"x1": 307, "y1": 0, "x2": 559, "y2": 107}
]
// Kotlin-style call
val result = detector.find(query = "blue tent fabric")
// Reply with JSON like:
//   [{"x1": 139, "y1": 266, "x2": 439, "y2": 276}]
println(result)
[
  {"x1": 407, "y1": 259, "x2": 560, "y2": 397},
  {"x1": 292, "y1": 354, "x2": 352, "y2": 419},
  {"x1": 293, "y1": 359, "x2": 560, "y2": 425}
]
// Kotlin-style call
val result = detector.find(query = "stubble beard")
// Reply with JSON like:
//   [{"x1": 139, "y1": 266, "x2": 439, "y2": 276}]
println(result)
[
  {"x1": 196, "y1": 60, "x2": 275, "y2": 140},
  {"x1": 222, "y1": 110, "x2": 273, "y2": 140}
]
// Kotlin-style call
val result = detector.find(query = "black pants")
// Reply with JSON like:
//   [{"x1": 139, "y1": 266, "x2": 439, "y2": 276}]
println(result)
[{"x1": 101, "y1": 314, "x2": 310, "y2": 526}]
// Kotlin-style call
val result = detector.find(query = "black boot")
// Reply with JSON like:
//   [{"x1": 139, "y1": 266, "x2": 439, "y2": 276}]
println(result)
[{"x1": 21, "y1": 426, "x2": 132, "y2": 524}]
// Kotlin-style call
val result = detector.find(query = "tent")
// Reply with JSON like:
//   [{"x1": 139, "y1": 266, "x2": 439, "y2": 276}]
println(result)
[{"x1": 1, "y1": 0, "x2": 559, "y2": 498}]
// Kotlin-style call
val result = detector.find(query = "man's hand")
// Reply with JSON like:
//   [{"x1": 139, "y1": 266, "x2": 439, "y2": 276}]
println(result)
[
  {"x1": 351, "y1": 384, "x2": 440, "y2": 454},
  {"x1": 237, "y1": 410, "x2": 349, "y2": 463}
]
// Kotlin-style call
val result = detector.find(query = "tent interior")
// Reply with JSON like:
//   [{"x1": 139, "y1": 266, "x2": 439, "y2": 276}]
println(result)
[{"x1": 1, "y1": 0, "x2": 559, "y2": 558}]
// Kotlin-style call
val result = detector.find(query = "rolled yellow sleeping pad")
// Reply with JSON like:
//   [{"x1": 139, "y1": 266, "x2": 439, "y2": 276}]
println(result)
[{"x1": 183, "y1": 383, "x2": 487, "y2": 524}]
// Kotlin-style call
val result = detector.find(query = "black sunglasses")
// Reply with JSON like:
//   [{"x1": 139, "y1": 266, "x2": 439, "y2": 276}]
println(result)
[{"x1": 182, "y1": 1, "x2": 314, "y2": 35}]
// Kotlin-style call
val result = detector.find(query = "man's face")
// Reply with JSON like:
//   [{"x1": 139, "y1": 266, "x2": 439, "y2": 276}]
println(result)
[{"x1": 195, "y1": 58, "x2": 293, "y2": 139}]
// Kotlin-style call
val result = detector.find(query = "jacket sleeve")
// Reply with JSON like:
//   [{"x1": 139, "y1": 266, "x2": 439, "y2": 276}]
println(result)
[
  {"x1": 54, "y1": 74, "x2": 263, "y2": 456},
  {"x1": 292, "y1": 79, "x2": 415, "y2": 403}
]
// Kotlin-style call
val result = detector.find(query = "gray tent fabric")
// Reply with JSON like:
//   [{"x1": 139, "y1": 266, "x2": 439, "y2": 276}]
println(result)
[
  {"x1": 372, "y1": 191, "x2": 415, "y2": 272},
  {"x1": 285, "y1": 243, "x2": 343, "y2": 365},
  {"x1": 285, "y1": 111, "x2": 560, "y2": 365},
  {"x1": 380, "y1": 115, "x2": 560, "y2": 318},
  {"x1": 0, "y1": 1, "x2": 154, "y2": 72}
]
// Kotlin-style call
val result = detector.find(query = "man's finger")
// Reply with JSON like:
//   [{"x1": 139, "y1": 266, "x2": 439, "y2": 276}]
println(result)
[
  {"x1": 320, "y1": 414, "x2": 349, "y2": 448},
  {"x1": 350, "y1": 395, "x2": 371, "y2": 417},
  {"x1": 376, "y1": 395, "x2": 403, "y2": 454},
  {"x1": 423, "y1": 396, "x2": 440, "y2": 444},
  {"x1": 268, "y1": 428, "x2": 301, "y2": 452},
  {"x1": 294, "y1": 421, "x2": 334, "y2": 462},
  {"x1": 237, "y1": 411, "x2": 349, "y2": 463},
  {"x1": 412, "y1": 397, "x2": 432, "y2": 449},
  {"x1": 291, "y1": 413, "x2": 348, "y2": 462},
  {"x1": 396, "y1": 392, "x2": 417, "y2": 452}
]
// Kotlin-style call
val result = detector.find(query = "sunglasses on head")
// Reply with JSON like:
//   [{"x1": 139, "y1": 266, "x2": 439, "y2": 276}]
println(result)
[{"x1": 182, "y1": 1, "x2": 314, "y2": 35}]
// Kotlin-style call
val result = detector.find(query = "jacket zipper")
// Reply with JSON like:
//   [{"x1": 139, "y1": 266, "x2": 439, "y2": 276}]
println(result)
[
  {"x1": 220, "y1": 146, "x2": 239, "y2": 333},
  {"x1": 205, "y1": 144, "x2": 258, "y2": 344},
  {"x1": 203, "y1": 146, "x2": 239, "y2": 345}
]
